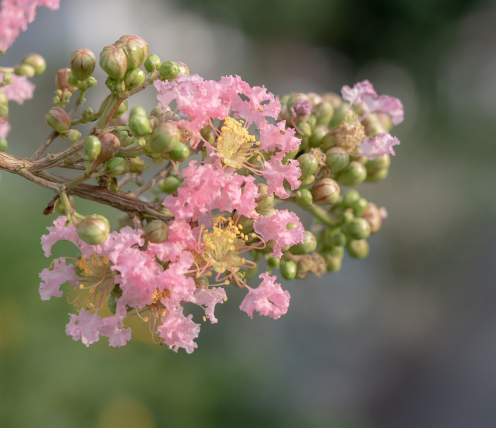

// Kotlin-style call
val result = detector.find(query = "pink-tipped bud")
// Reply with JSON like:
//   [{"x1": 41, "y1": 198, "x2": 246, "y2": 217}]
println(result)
[
  {"x1": 70, "y1": 49, "x2": 96, "y2": 81},
  {"x1": 97, "y1": 132, "x2": 120, "y2": 163},
  {"x1": 311, "y1": 178, "x2": 340, "y2": 205},
  {"x1": 143, "y1": 220, "x2": 169, "y2": 244},
  {"x1": 100, "y1": 44, "x2": 128, "y2": 80},
  {"x1": 55, "y1": 68, "x2": 77, "y2": 93},
  {"x1": 117, "y1": 35, "x2": 149, "y2": 70},
  {"x1": 45, "y1": 107, "x2": 71, "y2": 133},
  {"x1": 77, "y1": 215, "x2": 110, "y2": 245}
]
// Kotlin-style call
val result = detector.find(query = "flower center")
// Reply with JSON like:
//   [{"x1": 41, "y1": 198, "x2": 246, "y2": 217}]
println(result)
[{"x1": 332, "y1": 112, "x2": 366, "y2": 154}]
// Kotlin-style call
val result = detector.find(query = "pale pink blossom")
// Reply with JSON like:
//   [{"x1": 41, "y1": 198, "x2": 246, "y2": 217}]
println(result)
[
  {"x1": 359, "y1": 132, "x2": 399, "y2": 160},
  {"x1": 191, "y1": 287, "x2": 227, "y2": 323},
  {"x1": 65, "y1": 309, "x2": 103, "y2": 347},
  {"x1": 1, "y1": 74, "x2": 34, "y2": 104},
  {"x1": 215, "y1": 174, "x2": 259, "y2": 218},
  {"x1": 230, "y1": 84, "x2": 280, "y2": 127},
  {"x1": 99, "y1": 303, "x2": 132, "y2": 347},
  {"x1": 147, "y1": 220, "x2": 196, "y2": 262},
  {"x1": 254, "y1": 209, "x2": 305, "y2": 258},
  {"x1": 259, "y1": 121, "x2": 301, "y2": 155},
  {"x1": 263, "y1": 154, "x2": 301, "y2": 199},
  {"x1": 39, "y1": 258, "x2": 78, "y2": 300},
  {"x1": 158, "y1": 251, "x2": 195, "y2": 308},
  {"x1": 341, "y1": 80, "x2": 377, "y2": 106},
  {"x1": 102, "y1": 226, "x2": 144, "y2": 264},
  {"x1": 157, "y1": 307, "x2": 201, "y2": 353},
  {"x1": 240, "y1": 272, "x2": 290, "y2": 319}
]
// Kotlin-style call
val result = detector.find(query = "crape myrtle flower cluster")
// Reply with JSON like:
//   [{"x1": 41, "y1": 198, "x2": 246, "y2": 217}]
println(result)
[{"x1": 0, "y1": 2, "x2": 403, "y2": 353}]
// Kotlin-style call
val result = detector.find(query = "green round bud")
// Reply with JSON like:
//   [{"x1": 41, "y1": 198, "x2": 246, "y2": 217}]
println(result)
[
  {"x1": 67, "y1": 129, "x2": 81, "y2": 143},
  {"x1": 2, "y1": 73, "x2": 12, "y2": 85},
  {"x1": 321, "y1": 132, "x2": 337, "y2": 151},
  {"x1": 342, "y1": 218, "x2": 371, "y2": 240},
  {"x1": 97, "y1": 132, "x2": 120, "y2": 163},
  {"x1": 158, "y1": 176, "x2": 182, "y2": 194},
  {"x1": 45, "y1": 107, "x2": 71, "y2": 133},
  {"x1": 143, "y1": 220, "x2": 169, "y2": 244},
  {"x1": 366, "y1": 167, "x2": 389, "y2": 182},
  {"x1": 0, "y1": 136, "x2": 8, "y2": 152},
  {"x1": 238, "y1": 216, "x2": 254, "y2": 234},
  {"x1": 129, "y1": 114, "x2": 152, "y2": 137},
  {"x1": 84, "y1": 136, "x2": 102, "y2": 161},
  {"x1": 313, "y1": 101, "x2": 334, "y2": 127},
  {"x1": 294, "y1": 189, "x2": 313, "y2": 207},
  {"x1": 323, "y1": 251, "x2": 343, "y2": 272},
  {"x1": 117, "y1": 35, "x2": 149, "y2": 70},
  {"x1": 346, "y1": 239, "x2": 369, "y2": 259},
  {"x1": 129, "y1": 157, "x2": 145, "y2": 173},
  {"x1": 325, "y1": 147, "x2": 349, "y2": 174},
  {"x1": 311, "y1": 178, "x2": 340, "y2": 205},
  {"x1": 0, "y1": 104, "x2": 8, "y2": 118},
  {"x1": 100, "y1": 44, "x2": 128, "y2": 80},
  {"x1": 87, "y1": 77, "x2": 97, "y2": 87},
  {"x1": 124, "y1": 68, "x2": 145, "y2": 89},
  {"x1": 255, "y1": 183, "x2": 274, "y2": 211},
  {"x1": 168, "y1": 142, "x2": 190, "y2": 161},
  {"x1": 290, "y1": 231, "x2": 317, "y2": 255},
  {"x1": 149, "y1": 123, "x2": 180, "y2": 153},
  {"x1": 107, "y1": 294, "x2": 118, "y2": 315},
  {"x1": 329, "y1": 101, "x2": 350, "y2": 128},
  {"x1": 144, "y1": 54, "x2": 161, "y2": 72},
  {"x1": 280, "y1": 260, "x2": 297, "y2": 280},
  {"x1": 300, "y1": 174, "x2": 315, "y2": 187},
  {"x1": 362, "y1": 113, "x2": 387, "y2": 137},
  {"x1": 323, "y1": 228, "x2": 347, "y2": 247},
  {"x1": 336, "y1": 161, "x2": 367, "y2": 186},
  {"x1": 296, "y1": 121, "x2": 312, "y2": 138},
  {"x1": 297, "y1": 153, "x2": 318, "y2": 178},
  {"x1": 14, "y1": 64, "x2": 35, "y2": 77},
  {"x1": 55, "y1": 195, "x2": 75, "y2": 215},
  {"x1": 362, "y1": 202, "x2": 383, "y2": 234},
  {"x1": 159, "y1": 61, "x2": 180, "y2": 81},
  {"x1": 352, "y1": 197, "x2": 368, "y2": 217},
  {"x1": 105, "y1": 157, "x2": 127, "y2": 176},
  {"x1": 0, "y1": 91, "x2": 7, "y2": 106},
  {"x1": 365, "y1": 154, "x2": 390, "y2": 173},
  {"x1": 55, "y1": 68, "x2": 77, "y2": 92},
  {"x1": 267, "y1": 257, "x2": 280, "y2": 269},
  {"x1": 257, "y1": 207, "x2": 277, "y2": 217},
  {"x1": 70, "y1": 49, "x2": 96, "y2": 81},
  {"x1": 129, "y1": 106, "x2": 148, "y2": 118},
  {"x1": 114, "y1": 130, "x2": 134, "y2": 147},
  {"x1": 281, "y1": 148, "x2": 299, "y2": 164},
  {"x1": 309, "y1": 125, "x2": 328, "y2": 148},
  {"x1": 76, "y1": 215, "x2": 110, "y2": 245},
  {"x1": 150, "y1": 106, "x2": 164, "y2": 121},
  {"x1": 342, "y1": 190, "x2": 360, "y2": 207},
  {"x1": 21, "y1": 54, "x2": 46, "y2": 76}
]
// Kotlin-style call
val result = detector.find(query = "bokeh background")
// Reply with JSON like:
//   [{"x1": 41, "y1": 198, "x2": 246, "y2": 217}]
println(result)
[{"x1": 1, "y1": 0, "x2": 495, "y2": 426}]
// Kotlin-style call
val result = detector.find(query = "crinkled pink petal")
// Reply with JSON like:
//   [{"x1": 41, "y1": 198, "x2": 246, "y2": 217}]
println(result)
[
  {"x1": 99, "y1": 304, "x2": 132, "y2": 348},
  {"x1": 359, "y1": 132, "x2": 400, "y2": 160},
  {"x1": 1, "y1": 74, "x2": 34, "y2": 104},
  {"x1": 147, "y1": 220, "x2": 196, "y2": 263},
  {"x1": 259, "y1": 121, "x2": 301, "y2": 154},
  {"x1": 0, "y1": 119, "x2": 10, "y2": 137},
  {"x1": 157, "y1": 307, "x2": 201, "y2": 353},
  {"x1": 341, "y1": 80, "x2": 377, "y2": 105},
  {"x1": 65, "y1": 308, "x2": 103, "y2": 347},
  {"x1": 102, "y1": 226, "x2": 144, "y2": 264},
  {"x1": 240, "y1": 272, "x2": 290, "y2": 319},
  {"x1": 263, "y1": 154, "x2": 301, "y2": 199},
  {"x1": 39, "y1": 257, "x2": 78, "y2": 300},
  {"x1": 191, "y1": 287, "x2": 227, "y2": 324},
  {"x1": 254, "y1": 209, "x2": 305, "y2": 258},
  {"x1": 215, "y1": 174, "x2": 259, "y2": 218},
  {"x1": 163, "y1": 161, "x2": 226, "y2": 221},
  {"x1": 231, "y1": 84, "x2": 280, "y2": 127},
  {"x1": 158, "y1": 251, "x2": 195, "y2": 308}
]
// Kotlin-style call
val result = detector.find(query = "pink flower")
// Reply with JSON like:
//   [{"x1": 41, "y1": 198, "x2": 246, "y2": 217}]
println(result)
[
  {"x1": 240, "y1": 272, "x2": 290, "y2": 319},
  {"x1": 39, "y1": 258, "x2": 78, "y2": 300},
  {"x1": 65, "y1": 309, "x2": 103, "y2": 347},
  {"x1": 147, "y1": 220, "x2": 196, "y2": 263},
  {"x1": 359, "y1": 132, "x2": 400, "y2": 160},
  {"x1": 215, "y1": 174, "x2": 259, "y2": 219},
  {"x1": 157, "y1": 307, "x2": 201, "y2": 353},
  {"x1": 254, "y1": 209, "x2": 305, "y2": 258},
  {"x1": 230, "y1": 84, "x2": 280, "y2": 127},
  {"x1": 102, "y1": 226, "x2": 144, "y2": 264},
  {"x1": 1, "y1": 74, "x2": 35, "y2": 104},
  {"x1": 158, "y1": 251, "x2": 195, "y2": 308},
  {"x1": 341, "y1": 80, "x2": 404, "y2": 125},
  {"x1": 263, "y1": 154, "x2": 301, "y2": 199},
  {"x1": 99, "y1": 303, "x2": 132, "y2": 347},
  {"x1": 0, "y1": 119, "x2": 10, "y2": 137},
  {"x1": 259, "y1": 121, "x2": 301, "y2": 155},
  {"x1": 191, "y1": 287, "x2": 227, "y2": 323}
]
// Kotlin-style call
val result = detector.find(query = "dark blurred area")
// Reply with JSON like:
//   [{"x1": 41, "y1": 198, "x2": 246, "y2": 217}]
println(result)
[{"x1": 1, "y1": 0, "x2": 495, "y2": 427}]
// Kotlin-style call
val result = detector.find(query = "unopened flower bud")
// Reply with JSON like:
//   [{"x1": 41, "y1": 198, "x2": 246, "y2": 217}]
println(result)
[
  {"x1": 149, "y1": 123, "x2": 180, "y2": 153},
  {"x1": 107, "y1": 294, "x2": 118, "y2": 315},
  {"x1": 177, "y1": 62, "x2": 190, "y2": 75},
  {"x1": 342, "y1": 189, "x2": 360, "y2": 207},
  {"x1": 70, "y1": 49, "x2": 96, "y2": 81},
  {"x1": 84, "y1": 135, "x2": 101, "y2": 162},
  {"x1": 124, "y1": 68, "x2": 145, "y2": 89},
  {"x1": 352, "y1": 197, "x2": 368, "y2": 217},
  {"x1": 66, "y1": 129, "x2": 81, "y2": 143},
  {"x1": 143, "y1": 220, "x2": 169, "y2": 243},
  {"x1": 255, "y1": 183, "x2": 274, "y2": 211},
  {"x1": 267, "y1": 257, "x2": 280, "y2": 269},
  {"x1": 129, "y1": 157, "x2": 145, "y2": 173},
  {"x1": 159, "y1": 61, "x2": 180, "y2": 81},
  {"x1": 342, "y1": 218, "x2": 371, "y2": 240},
  {"x1": 290, "y1": 97, "x2": 312, "y2": 122},
  {"x1": 87, "y1": 77, "x2": 97, "y2": 87},
  {"x1": 311, "y1": 178, "x2": 340, "y2": 205},
  {"x1": 323, "y1": 227, "x2": 347, "y2": 247},
  {"x1": 0, "y1": 105, "x2": 8, "y2": 118},
  {"x1": 168, "y1": 142, "x2": 190, "y2": 161},
  {"x1": 77, "y1": 215, "x2": 110, "y2": 245},
  {"x1": 366, "y1": 167, "x2": 389, "y2": 182},
  {"x1": 55, "y1": 68, "x2": 77, "y2": 92},
  {"x1": 294, "y1": 189, "x2": 313, "y2": 207},
  {"x1": 0, "y1": 92, "x2": 6, "y2": 107},
  {"x1": 117, "y1": 35, "x2": 149, "y2": 70},
  {"x1": 346, "y1": 239, "x2": 369, "y2": 259},
  {"x1": 336, "y1": 161, "x2": 367, "y2": 186},
  {"x1": 325, "y1": 147, "x2": 349, "y2": 173},
  {"x1": 14, "y1": 64, "x2": 34, "y2": 77},
  {"x1": 257, "y1": 207, "x2": 277, "y2": 217},
  {"x1": 362, "y1": 202, "x2": 382, "y2": 233},
  {"x1": 158, "y1": 176, "x2": 182, "y2": 193},
  {"x1": 280, "y1": 260, "x2": 297, "y2": 280},
  {"x1": 321, "y1": 132, "x2": 336, "y2": 152},
  {"x1": 105, "y1": 157, "x2": 127, "y2": 176},
  {"x1": 238, "y1": 216, "x2": 254, "y2": 234},
  {"x1": 129, "y1": 114, "x2": 152, "y2": 137},
  {"x1": 45, "y1": 107, "x2": 71, "y2": 133},
  {"x1": 97, "y1": 132, "x2": 120, "y2": 163},
  {"x1": 290, "y1": 231, "x2": 317, "y2": 255},
  {"x1": 323, "y1": 246, "x2": 344, "y2": 272},
  {"x1": 313, "y1": 101, "x2": 334, "y2": 127},
  {"x1": 129, "y1": 106, "x2": 148, "y2": 118},
  {"x1": 100, "y1": 44, "x2": 128, "y2": 80},
  {"x1": 21, "y1": 54, "x2": 46, "y2": 75},
  {"x1": 365, "y1": 154, "x2": 390, "y2": 173},
  {"x1": 309, "y1": 125, "x2": 327, "y2": 148},
  {"x1": 295, "y1": 121, "x2": 312, "y2": 138},
  {"x1": 0, "y1": 136, "x2": 7, "y2": 152},
  {"x1": 2, "y1": 72, "x2": 12, "y2": 85},
  {"x1": 300, "y1": 174, "x2": 315, "y2": 187},
  {"x1": 144, "y1": 54, "x2": 161, "y2": 72},
  {"x1": 329, "y1": 101, "x2": 350, "y2": 128},
  {"x1": 297, "y1": 153, "x2": 318, "y2": 179}
]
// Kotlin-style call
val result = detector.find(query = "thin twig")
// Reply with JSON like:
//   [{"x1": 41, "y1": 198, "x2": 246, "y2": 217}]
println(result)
[{"x1": 131, "y1": 162, "x2": 172, "y2": 197}]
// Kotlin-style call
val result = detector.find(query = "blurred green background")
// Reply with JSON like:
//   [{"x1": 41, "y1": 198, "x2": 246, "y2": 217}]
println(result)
[{"x1": 1, "y1": 0, "x2": 496, "y2": 427}]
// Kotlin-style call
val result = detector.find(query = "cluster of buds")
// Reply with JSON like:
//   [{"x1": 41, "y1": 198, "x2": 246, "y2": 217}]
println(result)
[{"x1": 0, "y1": 10, "x2": 404, "y2": 353}]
